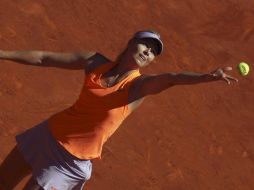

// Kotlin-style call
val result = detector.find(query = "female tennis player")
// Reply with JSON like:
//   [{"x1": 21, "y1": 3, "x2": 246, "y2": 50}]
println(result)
[{"x1": 0, "y1": 30, "x2": 238, "y2": 190}]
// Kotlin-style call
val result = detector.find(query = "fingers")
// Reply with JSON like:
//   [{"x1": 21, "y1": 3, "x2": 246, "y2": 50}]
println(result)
[
  {"x1": 226, "y1": 75, "x2": 239, "y2": 82},
  {"x1": 223, "y1": 66, "x2": 232, "y2": 72},
  {"x1": 214, "y1": 66, "x2": 238, "y2": 84},
  {"x1": 222, "y1": 74, "x2": 239, "y2": 85},
  {"x1": 223, "y1": 77, "x2": 231, "y2": 85}
]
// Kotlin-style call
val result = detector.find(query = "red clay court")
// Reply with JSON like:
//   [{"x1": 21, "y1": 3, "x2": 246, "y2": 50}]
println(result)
[{"x1": 0, "y1": 1, "x2": 253, "y2": 189}]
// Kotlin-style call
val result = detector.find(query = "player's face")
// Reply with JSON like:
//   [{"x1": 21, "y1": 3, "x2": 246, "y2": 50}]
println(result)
[{"x1": 128, "y1": 38, "x2": 158, "y2": 67}]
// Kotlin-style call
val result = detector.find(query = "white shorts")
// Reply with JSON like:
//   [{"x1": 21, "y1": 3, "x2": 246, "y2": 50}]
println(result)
[{"x1": 16, "y1": 120, "x2": 92, "y2": 190}]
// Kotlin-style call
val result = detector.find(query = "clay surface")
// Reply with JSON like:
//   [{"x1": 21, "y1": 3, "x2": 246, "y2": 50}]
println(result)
[{"x1": 0, "y1": 1, "x2": 253, "y2": 189}]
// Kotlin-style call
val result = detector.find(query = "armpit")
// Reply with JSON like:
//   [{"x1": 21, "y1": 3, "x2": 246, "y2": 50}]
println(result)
[{"x1": 84, "y1": 53, "x2": 111, "y2": 75}]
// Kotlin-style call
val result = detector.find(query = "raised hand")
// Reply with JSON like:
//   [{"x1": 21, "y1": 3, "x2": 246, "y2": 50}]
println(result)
[{"x1": 210, "y1": 66, "x2": 238, "y2": 85}]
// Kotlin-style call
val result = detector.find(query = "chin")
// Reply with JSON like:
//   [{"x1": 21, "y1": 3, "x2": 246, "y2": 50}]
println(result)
[
  {"x1": 135, "y1": 59, "x2": 145, "y2": 68},
  {"x1": 134, "y1": 55, "x2": 148, "y2": 68}
]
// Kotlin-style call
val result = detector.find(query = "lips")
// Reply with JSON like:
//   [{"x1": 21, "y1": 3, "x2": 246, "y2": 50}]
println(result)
[{"x1": 139, "y1": 54, "x2": 146, "y2": 62}]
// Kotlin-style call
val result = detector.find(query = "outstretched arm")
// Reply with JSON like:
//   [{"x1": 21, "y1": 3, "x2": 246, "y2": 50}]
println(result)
[
  {"x1": 0, "y1": 50, "x2": 98, "y2": 70},
  {"x1": 139, "y1": 67, "x2": 238, "y2": 96}
]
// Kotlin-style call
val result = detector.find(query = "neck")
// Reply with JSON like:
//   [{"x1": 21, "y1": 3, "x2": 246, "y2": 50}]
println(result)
[{"x1": 114, "y1": 52, "x2": 139, "y2": 75}]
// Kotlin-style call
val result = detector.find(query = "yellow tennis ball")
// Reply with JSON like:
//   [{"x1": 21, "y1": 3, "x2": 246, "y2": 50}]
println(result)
[{"x1": 238, "y1": 62, "x2": 250, "y2": 76}]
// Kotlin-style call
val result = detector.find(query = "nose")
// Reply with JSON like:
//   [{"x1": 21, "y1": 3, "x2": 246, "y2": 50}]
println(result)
[{"x1": 144, "y1": 48, "x2": 152, "y2": 56}]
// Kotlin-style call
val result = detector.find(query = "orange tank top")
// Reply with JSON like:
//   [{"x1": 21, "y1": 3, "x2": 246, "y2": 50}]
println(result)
[{"x1": 47, "y1": 61, "x2": 141, "y2": 160}]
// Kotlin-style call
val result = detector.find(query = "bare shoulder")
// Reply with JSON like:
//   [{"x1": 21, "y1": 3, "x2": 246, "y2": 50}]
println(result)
[
  {"x1": 127, "y1": 75, "x2": 149, "y2": 112},
  {"x1": 128, "y1": 73, "x2": 163, "y2": 112},
  {"x1": 128, "y1": 74, "x2": 153, "y2": 99},
  {"x1": 82, "y1": 52, "x2": 111, "y2": 75},
  {"x1": 132, "y1": 73, "x2": 175, "y2": 96}
]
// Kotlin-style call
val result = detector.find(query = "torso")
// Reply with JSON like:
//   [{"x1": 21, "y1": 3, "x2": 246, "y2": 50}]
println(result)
[
  {"x1": 85, "y1": 56, "x2": 145, "y2": 113},
  {"x1": 100, "y1": 70, "x2": 145, "y2": 113}
]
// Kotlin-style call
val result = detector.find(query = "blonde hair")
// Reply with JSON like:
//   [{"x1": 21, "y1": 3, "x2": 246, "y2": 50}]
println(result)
[
  {"x1": 114, "y1": 39, "x2": 131, "y2": 63},
  {"x1": 115, "y1": 49, "x2": 127, "y2": 64}
]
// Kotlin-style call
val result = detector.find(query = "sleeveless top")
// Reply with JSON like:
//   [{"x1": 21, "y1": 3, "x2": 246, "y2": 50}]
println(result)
[{"x1": 47, "y1": 61, "x2": 141, "y2": 160}]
